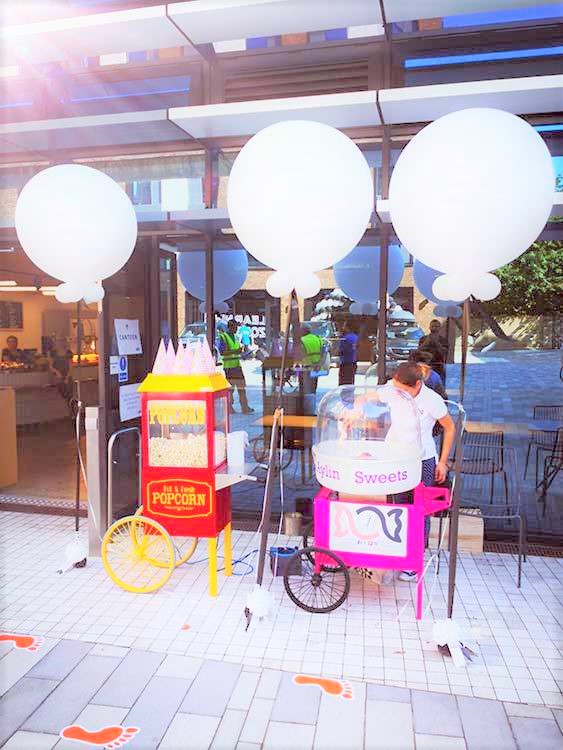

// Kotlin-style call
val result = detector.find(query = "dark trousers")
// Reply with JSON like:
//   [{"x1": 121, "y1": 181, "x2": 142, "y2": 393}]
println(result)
[
  {"x1": 226, "y1": 366, "x2": 250, "y2": 410},
  {"x1": 339, "y1": 362, "x2": 357, "y2": 386}
]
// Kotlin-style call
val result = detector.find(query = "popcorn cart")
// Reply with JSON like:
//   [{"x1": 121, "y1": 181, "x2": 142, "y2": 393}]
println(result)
[
  {"x1": 102, "y1": 340, "x2": 249, "y2": 596},
  {"x1": 282, "y1": 385, "x2": 451, "y2": 619}
]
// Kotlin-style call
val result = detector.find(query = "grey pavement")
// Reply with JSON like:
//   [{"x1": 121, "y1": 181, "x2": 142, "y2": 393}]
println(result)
[{"x1": 2, "y1": 639, "x2": 563, "y2": 749}]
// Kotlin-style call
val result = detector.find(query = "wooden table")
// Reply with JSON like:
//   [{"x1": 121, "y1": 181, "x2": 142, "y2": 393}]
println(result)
[{"x1": 254, "y1": 414, "x2": 317, "y2": 482}]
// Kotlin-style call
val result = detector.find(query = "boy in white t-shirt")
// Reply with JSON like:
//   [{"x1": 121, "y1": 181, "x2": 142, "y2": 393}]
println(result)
[{"x1": 387, "y1": 362, "x2": 455, "y2": 581}]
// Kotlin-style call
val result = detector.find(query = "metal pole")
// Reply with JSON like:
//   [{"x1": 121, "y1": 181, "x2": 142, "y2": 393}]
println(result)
[
  {"x1": 74, "y1": 300, "x2": 82, "y2": 533},
  {"x1": 460, "y1": 298, "x2": 470, "y2": 402},
  {"x1": 447, "y1": 417, "x2": 465, "y2": 618},
  {"x1": 377, "y1": 226, "x2": 390, "y2": 384},
  {"x1": 205, "y1": 235, "x2": 214, "y2": 352},
  {"x1": 377, "y1": 125, "x2": 391, "y2": 384}
]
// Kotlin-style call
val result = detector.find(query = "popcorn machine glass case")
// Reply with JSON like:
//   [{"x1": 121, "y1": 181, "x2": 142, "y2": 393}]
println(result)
[{"x1": 139, "y1": 373, "x2": 230, "y2": 537}]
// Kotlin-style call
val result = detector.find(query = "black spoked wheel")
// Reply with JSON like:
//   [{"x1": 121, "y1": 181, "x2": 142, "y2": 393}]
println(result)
[
  {"x1": 250, "y1": 435, "x2": 293, "y2": 470},
  {"x1": 283, "y1": 547, "x2": 350, "y2": 614},
  {"x1": 301, "y1": 522, "x2": 343, "y2": 572}
]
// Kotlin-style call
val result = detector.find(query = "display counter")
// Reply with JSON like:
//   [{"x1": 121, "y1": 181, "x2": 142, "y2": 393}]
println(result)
[{"x1": 0, "y1": 364, "x2": 98, "y2": 425}]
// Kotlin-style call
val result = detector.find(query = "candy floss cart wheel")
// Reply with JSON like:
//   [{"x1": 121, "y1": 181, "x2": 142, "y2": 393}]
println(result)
[
  {"x1": 101, "y1": 339, "x2": 234, "y2": 596},
  {"x1": 288, "y1": 385, "x2": 451, "y2": 619}
]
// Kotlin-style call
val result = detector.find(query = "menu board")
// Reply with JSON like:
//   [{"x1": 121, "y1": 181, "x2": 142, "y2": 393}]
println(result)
[{"x1": 0, "y1": 301, "x2": 23, "y2": 330}]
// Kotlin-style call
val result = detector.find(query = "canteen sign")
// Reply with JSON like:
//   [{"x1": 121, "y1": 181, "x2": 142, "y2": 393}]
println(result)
[{"x1": 329, "y1": 501, "x2": 407, "y2": 556}]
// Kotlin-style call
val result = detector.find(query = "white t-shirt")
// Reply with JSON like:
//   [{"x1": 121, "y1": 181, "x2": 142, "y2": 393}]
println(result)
[{"x1": 381, "y1": 382, "x2": 447, "y2": 460}]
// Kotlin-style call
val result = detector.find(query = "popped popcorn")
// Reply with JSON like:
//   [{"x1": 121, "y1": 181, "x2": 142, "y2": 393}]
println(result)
[{"x1": 148, "y1": 432, "x2": 227, "y2": 468}]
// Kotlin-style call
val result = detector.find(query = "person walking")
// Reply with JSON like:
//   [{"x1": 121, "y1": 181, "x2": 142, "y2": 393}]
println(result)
[
  {"x1": 299, "y1": 323, "x2": 324, "y2": 394},
  {"x1": 218, "y1": 320, "x2": 254, "y2": 414},
  {"x1": 418, "y1": 319, "x2": 448, "y2": 382},
  {"x1": 338, "y1": 320, "x2": 358, "y2": 386}
]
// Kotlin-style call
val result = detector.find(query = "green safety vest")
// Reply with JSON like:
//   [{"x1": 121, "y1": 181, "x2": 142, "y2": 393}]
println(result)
[
  {"x1": 301, "y1": 333, "x2": 322, "y2": 366},
  {"x1": 219, "y1": 332, "x2": 241, "y2": 369}
]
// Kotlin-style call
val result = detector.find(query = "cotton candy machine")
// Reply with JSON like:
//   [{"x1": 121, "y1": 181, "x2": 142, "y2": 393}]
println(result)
[{"x1": 312, "y1": 385, "x2": 423, "y2": 496}]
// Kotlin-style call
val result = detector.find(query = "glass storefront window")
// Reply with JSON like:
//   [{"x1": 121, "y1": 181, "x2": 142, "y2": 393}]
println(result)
[{"x1": 214, "y1": 396, "x2": 228, "y2": 467}]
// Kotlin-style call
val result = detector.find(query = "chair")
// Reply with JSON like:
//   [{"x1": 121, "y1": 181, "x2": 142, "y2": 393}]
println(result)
[
  {"x1": 539, "y1": 427, "x2": 563, "y2": 499},
  {"x1": 524, "y1": 405, "x2": 563, "y2": 485},
  {"x1": 455, "y1": 445, "x2": 527, "y2": 588},
  {"x1": 459, "y1": 430, "x2": 507, "y2": 505}
]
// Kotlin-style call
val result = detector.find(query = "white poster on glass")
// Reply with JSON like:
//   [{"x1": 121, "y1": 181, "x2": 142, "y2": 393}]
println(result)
[
  {"x1": 114, "y1": 319, "x2": 142, "y2": 356},
  {"x1": 119, "y1": 383, "x2": 141, "y2": 422}
]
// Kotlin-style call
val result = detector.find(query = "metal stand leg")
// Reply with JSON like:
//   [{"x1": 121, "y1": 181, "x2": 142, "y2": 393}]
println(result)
[
  {"x1": 224, "y1": 522, "x2": 232, "y2": 577},
  {"x1": 209, "y1": 537, "x2": 218, "y2": 596},
  {"x1": 416, "y1": 569, "x2": 424, "y2": 620}
]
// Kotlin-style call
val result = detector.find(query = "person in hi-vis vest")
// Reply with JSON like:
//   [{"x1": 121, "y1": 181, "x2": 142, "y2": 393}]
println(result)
[
  {"x1": 218, "y1": 319, "x2": 254, "y2": 414},
  {"x1": 299, "y1": 322, "x2": 324, "y2": 395}
]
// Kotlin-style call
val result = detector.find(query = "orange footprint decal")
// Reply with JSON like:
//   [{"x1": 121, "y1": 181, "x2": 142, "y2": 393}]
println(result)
[
  {"x1": 60, "y1": 725, "x2": 139, "y2": 748},
  {"x1": 293, "y1": 674, "x2": 353, "y2": 700},
  {"x1": 0, "y1": 633, "x2": 43, "y2": 651}
]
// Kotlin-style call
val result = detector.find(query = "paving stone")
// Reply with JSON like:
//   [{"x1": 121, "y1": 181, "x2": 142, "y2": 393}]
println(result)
[
  {"x1": 504, "y1": 703, "x2": 554, "y2": 719},
  {"x1": 365, "y1": 699, "x2": 414, "y2": 750},
  {"x1": 89, "y1": 644, "x2": 130, "y2": 658},
  {"x1": 255, "y1": 670, "x2": 282, "y2": 700},
  {"x1": 156, "y1": 654, "x2": 203, "y2": 680},
  {"x1": 0, "y1": 678, "x2": 59, "y2": 746},
  {"x1": 92, "y1": 649, "x2": 164, "y2": 707},
  {"x1": 313, "y1": 680, "x2": 366, "y2": 750},
  {"x1": 264, "y1": 721, "x2": 315, "y2": 750},
  {"x1": 123, "y1": 676, "x2": 192, "y2": 750},
  {"x1": 181, "y1": 660, "x2": 242, "y2": 717},
  {"x1": 0, "y1": 638, "x2": 59, "y2": 697},
  {"x1": 28, "y1": 640, "x2": 93, "y2": 681},
  {"x1": 270, "y1": 673, "x2": 321, "y2": 725},
  {"x1": 22, "y1": 655, "x2": 121, "y2": 734},
  {"x1": 366, "y1": 683, "x2": 411, "y2": 703},
  {"x1": 457, "y1": 696, "x2": 517, "y2": 750},
  {"x1": 228, "y1": 671, "x2": 260, "y2": 711},
  {"x1": 412, "y1": 690, "x2": 463, "y2": 737},
  {"x1": 509, "y1": 718, "x2": 563, "y2": 750},
  {"x1": 235, "y1": 744, "x2": 261, "y2": 750},
  {"x1": 159, "y1": 713, "x2": 220, "y2": 750},
  {"x1": 2, "y1": 731, "x2": 59, "y2": 750},
  {"x1": 554, "y1": 711, "x2": 563, "y2": 734},
  {"x1": 210, "y1": 709, "x2": 246, "y2": 750},
  {"x1": 55, "y1": 705, "x2": 129, "y2": 750},
  {"x1": 238, "y1": 698, "x2": 274, "y2": 745},
  {"x1": 415, "y1": 735, "x2": 467, "y2": 750}
]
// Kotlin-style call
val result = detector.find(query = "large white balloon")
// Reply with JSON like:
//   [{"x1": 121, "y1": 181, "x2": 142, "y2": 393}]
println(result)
[
  {"x1": 16, "y1": 164, "x2": 137, "y2": 285},
  {"x1": 228, "y1": 121, "x2": 373, "y2": 284},
  {"x1": 294, "y1": 273, "x2": 321, "y2": 299},
  {"x1": 178, "y1": 247, "x2": 248, "y2": 304},
  {"x1": 389, "y1": 109, "x2": 554, "y2": 275},
  {"x1": 266, "y1": 270, "x2": 294, "y2": 298}
]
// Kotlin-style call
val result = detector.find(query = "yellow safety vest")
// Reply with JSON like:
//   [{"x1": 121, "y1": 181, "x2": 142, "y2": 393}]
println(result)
[
  {"x1": 219, "y1": 332, "x2": 241, "y2": 369},
  {"x1": 301, "y1": 333, "x2": 322, "y2": 366}
]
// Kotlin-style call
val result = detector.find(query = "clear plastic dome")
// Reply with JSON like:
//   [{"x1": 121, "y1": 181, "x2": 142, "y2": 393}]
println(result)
[{"x1": 313, "y1": 384, "x2": 423, "y2": 495}]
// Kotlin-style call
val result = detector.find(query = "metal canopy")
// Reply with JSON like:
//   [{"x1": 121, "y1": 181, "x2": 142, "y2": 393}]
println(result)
[
  {"x1": 170, "y1": 91, "x2": 381, "y2": 138},
  {"x1": 379, "y1": 75, "x2": 563, "y2": 124},
  {"x1": 3, "y1": 0, "x2": 562, "y2": 68},
  {"x1": 168, "y1": 0, "x2": 380, "y2": 45},
  {"x1": 0, "y1": 110, "x2": 182, "y2": 156},
  {"x1": 0, "y1": 5, "x2": 188, "y2": 66}
]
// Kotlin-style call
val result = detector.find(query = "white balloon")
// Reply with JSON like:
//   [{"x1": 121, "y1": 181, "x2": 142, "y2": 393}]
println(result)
[
  {"x1": 198, "y1": 300, "x2": 230, "y2": 314},
  {"x1": 349, "y1": 301, "x2": 363, "y2": 315},
  {"x1": 16, "y1": 164, "x2": 138, "y2": 284},
  {"x1": 389, "y1": 109, "x2": 554, "y2": 274},
  {"x1": 471, "y1": 273, "x2": 502, "y2": 301},
  {"x1": 295, "y1": 273, "x2": 321, "y2": 299},
  {"x1": 266, "y1": 271, "x2": 294, "y2": 297},
  {"x1": 433, "y1": 274, "x2": 470, "y2": 301},
  {"x1": 83, "y1": 282, "x2": 105, "y2": 304},
  {"x1": 228, "y1": 121, "x2": 373, "y2": 278},
  {"x1": 55, "y1": 282, "x2": 84, "y2": 303}
]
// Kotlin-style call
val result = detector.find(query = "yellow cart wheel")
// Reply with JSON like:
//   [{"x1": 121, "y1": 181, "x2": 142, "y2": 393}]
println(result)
[
  {"x1": 135, "y1": 507, "x2": 199, "y2": 567},
  {"x1": 102, "y1": 515, "x2": 175, "y2": 593}
]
